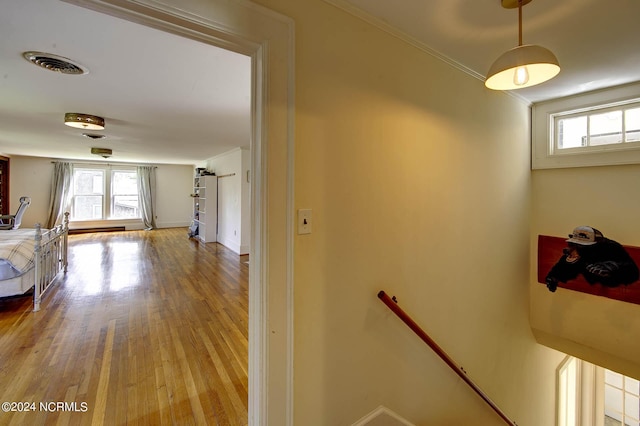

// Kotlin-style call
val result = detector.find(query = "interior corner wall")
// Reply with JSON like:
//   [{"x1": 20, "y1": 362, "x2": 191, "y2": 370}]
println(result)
[
  {"x1": 205, "y1": 147, "x2": 250, "y2": 254},
  {"x1": 154, "y1": 164, "x2": 194, "y2": 228},
  {"x1": 8, "y1": 155, "x2": 193, "y2": 229},
  {"x1": 253, "y1": 0, "x2": 565, "y2": 424},
  {"x1": 531, "y1": 164, "x2": 640, "y2": 379}
]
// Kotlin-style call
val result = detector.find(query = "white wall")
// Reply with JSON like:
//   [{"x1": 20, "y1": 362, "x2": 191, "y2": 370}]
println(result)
[
  {"x1": 205, "y1": 147, "x2": 250, "y2": 254},
  {"x1": 531, "y1": 164, "x2": 640, "y2": 380},
  {"x1": 8, "y1": 155, "x2": 193, "y2": 229},
  {"x1": 240, "y1": 148, "x2": 250, "y2": 254},
  {"x1": 252, "y1": 0, "x2": 565, "y2": 424},
  {"x1": 531, "y1": 89, "x2": 640, "y2": 380}
]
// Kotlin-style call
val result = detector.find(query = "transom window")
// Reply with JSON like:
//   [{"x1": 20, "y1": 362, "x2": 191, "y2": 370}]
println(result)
[
  {"x1": 532, "y1": 81, "x2": 640, "y2": 169},
  {"x1": 553, "y1": 101, "x2": 640, "y2": 153},
  {"x1": 72, "y1": 167, "x2": 140, "y2": 221}
]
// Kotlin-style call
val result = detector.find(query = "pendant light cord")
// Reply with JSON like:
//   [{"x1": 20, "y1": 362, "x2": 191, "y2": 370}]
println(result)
[{"x1": 518, "y1": 0, "x2": 523, "y2": 46}]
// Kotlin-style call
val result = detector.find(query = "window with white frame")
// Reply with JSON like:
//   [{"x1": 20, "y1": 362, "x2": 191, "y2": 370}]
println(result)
[
  {"x1": 71, "y1": 166, "x2": 140, "y2": 221},
  {"x1": 553, "y1": 102, "x2": 640, "y2": 152},
  {"x1": 557, "y1": 356, "x2": 639, "y2": 426},
  {"x1": 604, "y1": 369, "x2": 640, "y2": 426},
  {"x1": 532, "y1": 82, "x2": 640, "y2": 169}
]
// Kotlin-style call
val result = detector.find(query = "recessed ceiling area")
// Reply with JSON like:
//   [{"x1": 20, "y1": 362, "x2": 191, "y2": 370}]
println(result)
[{"x1": 0, "y1": 0, "x2": 251, "y2": 164}]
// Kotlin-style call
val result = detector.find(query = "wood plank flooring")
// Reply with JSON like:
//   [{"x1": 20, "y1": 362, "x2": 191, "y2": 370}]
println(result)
[{"x1": 0, "y1": 228, "x2": 248, "y2": 425}]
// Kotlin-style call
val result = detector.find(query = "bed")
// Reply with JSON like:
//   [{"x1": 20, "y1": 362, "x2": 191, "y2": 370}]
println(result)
[{"x1": 0, "y1": 212, "x2": 69, "y2": 311}]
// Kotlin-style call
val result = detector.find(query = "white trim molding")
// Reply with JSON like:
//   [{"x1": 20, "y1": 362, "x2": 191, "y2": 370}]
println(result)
[
  {"x1": 351, "y1": 405, "x2": 415, "y2": 426},
  {"x1": 556, "y1": 356, "x2": 605, "y2": 426},
  {"x1": 60, "y1": 1, "x2": 295, "y2": 425}
]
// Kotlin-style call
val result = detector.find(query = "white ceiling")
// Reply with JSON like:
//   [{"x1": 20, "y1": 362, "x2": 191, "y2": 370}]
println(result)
[
  {"x1": 337, "y1": 0, "x2": 640, "y2": 103},
  {"x1": 2, "y1": 0, "x2": 639, "y2": 165},
  {"x1": 0, "y1": 0, "x2": 251, "y2": 165}
]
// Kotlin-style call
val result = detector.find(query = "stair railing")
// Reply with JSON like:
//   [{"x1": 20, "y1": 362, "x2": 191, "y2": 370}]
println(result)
[{"x1": 377, "y1": 290, "x2": 518, "y2": 426}]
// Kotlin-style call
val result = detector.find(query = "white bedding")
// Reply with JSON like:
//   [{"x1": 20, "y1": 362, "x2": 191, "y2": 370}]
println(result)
[
  {"x1": 0, "y1": 219, "x2": 68, "y2": 310},
  {"x1": 0, "y1": 229, "x2": 40, "y2": 273},
  {"x1": 0, "y1": 259, "x2": 21, "y2": 279}
]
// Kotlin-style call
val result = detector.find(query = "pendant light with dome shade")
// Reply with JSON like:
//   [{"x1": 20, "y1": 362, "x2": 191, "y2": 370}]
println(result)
[{"x1": 485, "y1": 0, "x2": 560, "y2": 91}]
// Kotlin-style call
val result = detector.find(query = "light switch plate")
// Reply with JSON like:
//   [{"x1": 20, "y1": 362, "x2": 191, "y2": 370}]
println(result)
[{"x1": 298, "y1": 209, "x2": 312, "y2": 235}]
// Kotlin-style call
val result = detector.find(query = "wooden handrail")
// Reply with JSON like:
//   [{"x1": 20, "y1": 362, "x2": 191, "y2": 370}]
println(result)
[{"x1": 377, "y1": 290, "x2": 517, "y2": 426}]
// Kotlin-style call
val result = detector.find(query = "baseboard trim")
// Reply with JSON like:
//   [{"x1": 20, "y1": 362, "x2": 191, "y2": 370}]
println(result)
[
  {"x1": 351, "y1": 405, "x2": 415, "y2": 426},
  {"x1": 69, "y1": 226, "x2": 126, "y2": 235}
]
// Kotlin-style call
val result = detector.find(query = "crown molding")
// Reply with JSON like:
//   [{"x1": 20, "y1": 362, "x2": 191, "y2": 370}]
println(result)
[
  {"x1": 322, "y1": 0, "x2": 483, "y2": 81},
  {"x1": 322, "y1": 0, "x2": 531, "y2": 105}
]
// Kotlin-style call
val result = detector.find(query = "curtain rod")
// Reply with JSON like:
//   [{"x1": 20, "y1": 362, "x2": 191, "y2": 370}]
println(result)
[
  {"x1": 216, "y1": 173, "x2": 236, "y2": 178},
  {"x1": 51, "y1": 160, "x2": 158, "y2": 168}
]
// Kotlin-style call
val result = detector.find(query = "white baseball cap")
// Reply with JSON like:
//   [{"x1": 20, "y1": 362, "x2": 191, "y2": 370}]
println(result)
[{"x1": 566, "y1": 226, "x2": 603, "y2": 245}]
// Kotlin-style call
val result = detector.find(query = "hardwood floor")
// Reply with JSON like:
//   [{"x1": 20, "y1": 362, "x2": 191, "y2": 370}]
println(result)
[{"x1": 0, "y1": 228, "x2": 249, "y2": 425}]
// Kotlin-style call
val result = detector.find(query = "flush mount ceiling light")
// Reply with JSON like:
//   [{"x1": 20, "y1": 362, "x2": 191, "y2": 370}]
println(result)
[
  {"x1": 64, "y1": 113, "x2": 105, "y2": 130},
  {"x1": 91, "y1": 147, "x2": 112, "y2": 158},
  {"x1": 485, "y1": 0, "x2": 560, "y2": 91}
]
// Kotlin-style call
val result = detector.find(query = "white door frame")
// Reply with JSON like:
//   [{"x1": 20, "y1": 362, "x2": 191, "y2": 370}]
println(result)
[{"x1": 61, "y1": 1, "x2": 295, "y2": 424}]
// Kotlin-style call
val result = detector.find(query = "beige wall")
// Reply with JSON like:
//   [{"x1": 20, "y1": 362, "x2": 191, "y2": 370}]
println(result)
[
  {"x1": 8, "y1": 155, "x2": 193, "y2": 229},
  {"x1": 7, "y1": 156, "x2": 52, "y2": 227},
  {"x1": 531, "y1": 164, "x2": 640, "y2": 380},
  {"x1": 155, "y1": 163, "x2": 195, "y2": 228},
  {"x1": 253, "y1": 0, "x2": 564, "y2": 424}
]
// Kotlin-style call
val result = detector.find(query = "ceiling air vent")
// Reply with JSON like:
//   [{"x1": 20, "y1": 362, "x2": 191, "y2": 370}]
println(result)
[
  {"x1": 22, "y1": 51, "x2": 88, "y2": 75},
  {"x1": 82, "y1": 133, "x2": 106, "y2": 140}
]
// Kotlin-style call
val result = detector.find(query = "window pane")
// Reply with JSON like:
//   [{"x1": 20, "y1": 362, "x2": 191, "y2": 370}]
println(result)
[
  {"x1": 590, "y1": 110, "x2": 622, "y2": 146},
  {"x1": 606, "y1": 384, "x2": 624, "y2": 413},
  {"x1": 626, "y1": 107, "x2": 640, "y2": 142},
  {"x1": 111, "y1": 171, "x2": 139, "y2": 219},
  {"x1": 558, "y1": 116, "x2": 587, "y2": 149},
  {"x1": 73, "y1": 169, "x2": 104, "y2": 220},
  {"x1": 73, "y1": 195, "x2": 103, "y2": 220},
  {"x1": 625, "y1": 394, "x2": 639, "y2": 420},
  {"x1": 603, "y1": 417, "x2": 622, "y2": 426},
  {"x1": 74, "y1": 170, "x2": 104, "y2": 195},
  {"x1": 626, "y1": 377, "x2": 640, "y2": 396},
  {"x1": 112, "y1": 171, "x2": 138, "y2": 195},
  {"x1": 606, "y1": 370, "x2": 624, "y2": 389},
  {"x1": 112, "y1": 195, "x2": 139, "y2": 218}
]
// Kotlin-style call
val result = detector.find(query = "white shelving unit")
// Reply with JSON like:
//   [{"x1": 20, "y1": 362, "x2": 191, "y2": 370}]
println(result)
[{"x1": 193, "y1": 174, "x2": 217, "y2": 243}]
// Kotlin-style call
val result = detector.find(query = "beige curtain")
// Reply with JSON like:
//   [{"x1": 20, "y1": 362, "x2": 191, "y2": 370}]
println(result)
[
  {"x1": 137, "y1": 166, "x2": 157, "y2": 230},
  {"x1": 46, "y1": 162, "x2": 72, "y2": 228}
]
